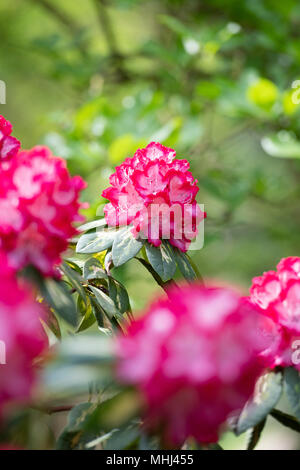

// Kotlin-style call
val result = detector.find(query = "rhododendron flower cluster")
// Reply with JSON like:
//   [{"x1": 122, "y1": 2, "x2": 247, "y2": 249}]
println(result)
[
  {"x1": 250, "y1": 257, "x2": 300, "y2": 370},
  {"x1": 0, "y1": 252, "x2": 47, "y2": 419},
  {"x1": 0, "y1": 145, "x2": 86, "y2": 276},
  {"x1": 0, "y1": 116, "x2": 20, "y2": 164},
  {"x1": 102, "y1": 142, "x2": 205, "y2": 252},
  {"x1": 116, "y1": 284, "x2": 275, "y2": 445}
]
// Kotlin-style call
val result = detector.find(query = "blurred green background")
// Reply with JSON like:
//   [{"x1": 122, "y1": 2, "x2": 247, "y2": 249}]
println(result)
[{"x1": 1, "y1": 0, "x2": 300, "y2": 449}]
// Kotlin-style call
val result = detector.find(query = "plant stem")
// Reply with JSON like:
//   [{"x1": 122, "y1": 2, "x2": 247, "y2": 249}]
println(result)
[
  {"x1": 135, "y1": 257, "x2": 178, "y2": 296},
  {"x1": 270, "y1": 409, "x2": 300, "y2": 433}
]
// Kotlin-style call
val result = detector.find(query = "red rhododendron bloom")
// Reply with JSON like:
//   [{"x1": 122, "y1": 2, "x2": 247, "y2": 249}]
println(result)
[
  {"x1": 0, "y1": 115, "x2": 20, "y2": 163},
  {"x1": 250, "y1": 257, "x2": 300, "y2": 370},
  {"x1": 116, "y1": 284, "x2": 275, "y2": 445},
  {"x1": 102, "y1": 142, "x2": 205, "y2": 252},
  {"x1": 0, "y1": 146, "x2": 87, "y2": 276},
  {"x1": 0, "y1": 252, "x2": 47, "y2": 419}
]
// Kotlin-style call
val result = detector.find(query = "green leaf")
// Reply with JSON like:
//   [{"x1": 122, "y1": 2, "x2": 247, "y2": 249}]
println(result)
[
  {"x1": 83, "y1": 257, "x2": 108, "y2": 280},
  {"x1": 62, "y1": 261, "x2": 87, "y2": 305},
  {"x1": 41, "y1": 278, "x2": 78, "y2": 328},
  {"x1": 77, "y1": 303, "x2": 96, "y2": 333},
  {"x1": 138, "y1": 433, "x2": 159, "y2": 450},
  {"x1": 80, "y1": 389, "x2": 141, "y2": 435},
  {"x1": 76, "y1": 229, "x2": 116, "y2": 254},
  {"x1": 247, "y1": 418, "x2": 267, "y2": 450},
  {"x1": 284, "y1": 367, "x2": 300, "y2": 420},
  {"x1": 85, "y1": 430, "x2": 118, "y2": 449},
  {"x1": 104, "y1": 423, "x2": 140, "y2": 450},
  {"x1": 174, "y1": 248, "x2": 197, "y2": 281},
  {"x1": 236, "y1": 372, "x2": 283, "y2": 435},
  {"x1": 108, "y1": 277, "x2": 131, "y2": 314},
  {"x1": 42, "y1": 309, "x2": 61, "y2": 339},
  {"x1": 56, "y1": 429, "x2": 84, "y2": 450},
  {"x1": 112, "y1": 226, "x2": 144, "y2": 267},
  {"x1": 68, "y1": 403, "x2": 95, "y2": 429},
  {"x1": 78, "y1": 218, "x2": 107, "y2": 232},
  {"x1": 89, "y1": 285, "x2": 120, "y2": 319},
  {"x1": 261, "y1": 131, "x2": 300, "y2": 159},
  {"x1": 56, "y1": 403, "x2": 98, "y2": 450},
  {"x1": 145, "y1": 241, "x2": 176, "y2": 281},
  {"x1": 90, "y1": 297, "x2": 106, "y2": 328}
]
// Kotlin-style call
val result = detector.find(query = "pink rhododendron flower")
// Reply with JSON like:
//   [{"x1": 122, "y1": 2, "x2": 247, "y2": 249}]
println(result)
[
  {"x1": 0, "y1": 115, "x2": 20, "y2": 163},
  {"x1": 102, "y1": 142, "x2": 206, "y2": 252},
  {"x1": 0, "y1": 146, "x2": 87, "y2": 276},
  {"x1": 0, "y1": 252, "x2": 47, "y2": 419},
  {"x1": 116, "y1": 284, "x2": 275, "y2": 445},
  {"x1": 250, "y1": 257, "x2": 300, "y2": 370}
]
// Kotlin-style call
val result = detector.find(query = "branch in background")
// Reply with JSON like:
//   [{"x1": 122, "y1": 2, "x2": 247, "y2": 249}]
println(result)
[
  {"x1": 29, "y1": 0, "x2": 88, "y2": 56},
  {"x1": 93, "y1": 0, "x2": 128, "y2": 81}
]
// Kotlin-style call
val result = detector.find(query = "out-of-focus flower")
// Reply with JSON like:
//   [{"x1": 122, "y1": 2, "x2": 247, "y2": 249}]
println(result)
[
  {"x1": 102, "y1": 142, "x2": 205, "y2": 252},
  {"x1": 250, "y1": 257, "x2": 300, "y2": 370},
  {"x1": 0, "y1": 146, "x2": 87, "y2": 276},
  {"x1": 0, "y1": 115, "x2": 20, "y2": 163},
  {"x1": 116, "y1": 284, "x2": 274, "y2": 445},
  {"x1": 0, "y1": 252, "x2": 47, "y2": 419}
]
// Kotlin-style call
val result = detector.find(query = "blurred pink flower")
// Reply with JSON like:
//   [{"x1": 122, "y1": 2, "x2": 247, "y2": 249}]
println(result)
[
  {"x1": 0, "y1": 115, "x2": 20, "y2": 163},
  {"x1": 116, "y1": 284, "x2": 274, "y2": 445},
  {"x1": 0, "y1": 146, "x2": 87, "y2": 276},
  {"x1": 102, "y1": 142, "x2": 205, "y2": 252},
  {"x1": 250, "y1": 257, "x2": 300, "y2": 370},
  {"x1": 0, "y1": 252, "x2": 47, "y2": 419}
]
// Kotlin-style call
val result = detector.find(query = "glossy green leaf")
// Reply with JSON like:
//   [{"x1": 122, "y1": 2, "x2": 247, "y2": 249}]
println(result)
[
  {"x1": 83, "y1": 257, "x2": 108, "y2": 280},
  {"x1": 112, "y1": 226, "x2": 144, "y2": 267},
  {"x1": 41, "y1": 278, "x2": 78, "y2": 328},
  {"x1": 89, "y1": 285, "x2": 119, "y2": 319},
  {"x1": 77, "y1": 303, "x2": 96, "y2": 332},
  {"x1": 104, "y1": 423, "x2": 140, "y2": 450},
  {"x1": 284, "y1": 367, "x2": 300, "y2": 420},
  {"x1": 56, "y1": 403, "x2": 97, "y2": 450},
  {"x1": 62, "y1": 261, "x2": 87, "y2": 305},
  {"x1": 76, "y1": 229, "x2": 117, "y2": 254},
  {"x1": 42, "y1": 308, "x2": 61, "y2": 339},
  {"x1": 78, "y1": 218, "x2": 107, "y2": 233},
  {"x1": 145, "y1": 241, "x2": 176, "y2": 281},
  {"x1": 236, "y1": 372, "x2": 283, "y2": 435},
  {"x1": 174, "y1": 248, "x2": 197, "y2": 281},
  {"x1": 108, "y1": 277, "x2": 130, "y2": 314}
]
